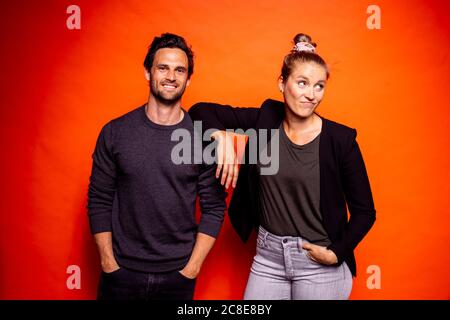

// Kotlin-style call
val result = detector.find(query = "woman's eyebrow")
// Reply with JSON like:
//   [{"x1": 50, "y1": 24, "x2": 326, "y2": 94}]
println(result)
[
  {"x1": 295, "y1": 75, "x2": 326, "y2": 83},
  {"x1": 295, "y1": 75, "x2": 309, "y2": 80}
]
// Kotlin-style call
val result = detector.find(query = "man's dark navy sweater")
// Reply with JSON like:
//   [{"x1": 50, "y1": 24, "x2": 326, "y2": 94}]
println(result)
[{"x1": 87, "y1": 105, "x2": 226, "y2": 273}]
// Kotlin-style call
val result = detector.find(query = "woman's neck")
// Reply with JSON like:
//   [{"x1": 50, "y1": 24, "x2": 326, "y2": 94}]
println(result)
[
  {"x1": 283, "y1": 107, "x2": 319, "y2": 132},
  {"x1": 283, "y1": 107, "x2": 322, "y2": 145}
]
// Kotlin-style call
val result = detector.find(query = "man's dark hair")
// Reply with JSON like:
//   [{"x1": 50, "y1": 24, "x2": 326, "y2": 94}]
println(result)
[{"x1": 143, "y1": 33, "x2": 194, "y2": 79}]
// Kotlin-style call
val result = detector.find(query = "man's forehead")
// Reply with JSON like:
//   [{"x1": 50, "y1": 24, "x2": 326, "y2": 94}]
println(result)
[{"x1": 153, "y1": 48, "x2": 188, "y2": 65}]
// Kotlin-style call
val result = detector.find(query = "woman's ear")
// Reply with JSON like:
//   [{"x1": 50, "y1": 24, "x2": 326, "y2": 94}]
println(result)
[{"x1": 278, "y1": 77, "x2": 285, "y2": 93}]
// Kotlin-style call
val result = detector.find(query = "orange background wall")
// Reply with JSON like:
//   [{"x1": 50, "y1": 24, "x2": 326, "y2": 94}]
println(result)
[{"x1": 0, "y1": 0, "x2": 449, "y2": 299}]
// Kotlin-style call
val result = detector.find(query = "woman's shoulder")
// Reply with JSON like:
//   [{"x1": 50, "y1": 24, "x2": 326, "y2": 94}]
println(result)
[
  {"x1": 260, "y1": 99, "x2": 284, "y2": 109},
  {"x1": 259, "y1": 99, "x2": 285, "y2": 122},
  {"x1": 320, "y1": 118, "x2": 358, "y2": 155},
  {"x1": 189, "y1": 101, "x2": 224, "y2": 110},
  {"x1": 322, "y1": 117, "x2": 357, "y2": 139}
]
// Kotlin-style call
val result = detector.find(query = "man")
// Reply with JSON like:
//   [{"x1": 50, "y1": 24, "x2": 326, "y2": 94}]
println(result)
[{"x1": 87, "y1": 33, "x2": 226, "y2": 300}]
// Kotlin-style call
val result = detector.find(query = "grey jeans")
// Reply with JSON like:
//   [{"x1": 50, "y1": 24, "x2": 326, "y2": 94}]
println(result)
[{"x1": 244, "y1": 226, "x2": 353, "y2": 300}]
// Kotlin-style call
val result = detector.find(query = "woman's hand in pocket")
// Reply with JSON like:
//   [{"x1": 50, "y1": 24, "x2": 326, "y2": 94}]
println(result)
[{"x1": 302, "y1": 242, "x2": 338, "y2": 265}]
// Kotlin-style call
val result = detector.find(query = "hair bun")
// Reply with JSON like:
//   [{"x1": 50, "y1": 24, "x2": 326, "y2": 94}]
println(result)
[{"x1": 293, "y1": 33, "x2": 317, "y2": 48}]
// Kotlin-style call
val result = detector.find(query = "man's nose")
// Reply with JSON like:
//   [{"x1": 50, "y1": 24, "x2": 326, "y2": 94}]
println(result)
[{"x1": 166, "y1": 69, "x2": 176, "y2": 81}]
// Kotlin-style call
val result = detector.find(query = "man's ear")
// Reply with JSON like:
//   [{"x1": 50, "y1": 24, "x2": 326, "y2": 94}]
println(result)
[
  {"x1": 186, "y1": 78, "x2": 190, "y2": 87},
  {"x1": 144, "y1": 69, "x2": 150, "y2": 81}
]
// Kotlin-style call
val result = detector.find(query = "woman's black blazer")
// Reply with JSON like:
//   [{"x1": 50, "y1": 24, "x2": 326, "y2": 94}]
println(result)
[{"x1": 189, "y1": 99, "x2": 376, "y2": 277}]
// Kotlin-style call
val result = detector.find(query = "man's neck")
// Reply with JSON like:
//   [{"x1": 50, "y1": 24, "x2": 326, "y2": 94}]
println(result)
[{"x1": 146, "y1": 96, "x2": 184, "y2": 126}]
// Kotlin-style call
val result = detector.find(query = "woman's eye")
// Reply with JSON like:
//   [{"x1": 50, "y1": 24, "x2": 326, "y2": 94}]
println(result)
[
  {"x1": 298, "y1": 81, "x2": 307, "y2": 87},
  {"x1": 315, "y1": 84, "x2": 324, "y2": 91}
]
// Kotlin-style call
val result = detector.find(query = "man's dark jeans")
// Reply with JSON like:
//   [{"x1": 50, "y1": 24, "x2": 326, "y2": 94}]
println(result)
[{"x1": 97, "y1": 266, "x2": 196, "y2": 300}]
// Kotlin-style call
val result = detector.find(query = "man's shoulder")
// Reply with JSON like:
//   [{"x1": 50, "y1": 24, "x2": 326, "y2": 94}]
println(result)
[
  {"x1": 109, "y1": 104, "x2": 145, "y2": 127},
  {"x1": 97, "y1": 105, "x2": 145, "y2": 139}
]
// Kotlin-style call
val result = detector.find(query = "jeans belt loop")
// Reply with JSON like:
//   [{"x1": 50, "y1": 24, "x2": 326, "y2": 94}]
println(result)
[{"x1": 263, "y1": 229, "x2": 269, "y2": 247}]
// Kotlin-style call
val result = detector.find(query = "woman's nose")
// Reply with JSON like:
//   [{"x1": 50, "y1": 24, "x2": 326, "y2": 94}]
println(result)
[{"x1": 305, "y1": 87, "x2": 315, "y2": 100}]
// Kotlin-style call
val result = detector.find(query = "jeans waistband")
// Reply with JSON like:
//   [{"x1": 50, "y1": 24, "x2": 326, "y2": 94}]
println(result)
[{"x1": 258, "y1": 225, "x2": 310, "y2": 247}]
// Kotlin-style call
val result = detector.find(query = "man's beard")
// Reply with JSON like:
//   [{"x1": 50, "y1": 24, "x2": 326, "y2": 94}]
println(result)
[{"x1": 150, "y1": 80, "x2": 187, "y2": 105}]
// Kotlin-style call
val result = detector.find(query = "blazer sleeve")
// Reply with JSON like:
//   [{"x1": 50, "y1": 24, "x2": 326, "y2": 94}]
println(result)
[
  {"x1": 188, "y1": 102, "x2": 261, "y2": 132},
  {"x1": 327, "y1": 130, "x2": 376, "y2": 264}
]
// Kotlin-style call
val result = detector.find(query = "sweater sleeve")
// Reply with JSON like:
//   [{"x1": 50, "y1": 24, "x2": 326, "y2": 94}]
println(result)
[
  {"x1": 196, "y1": 163, "x2": 227, "y2": 238},
  {"x1": 87, "y1": 122, "x2": 117, "y2": 234},
  {"x1": 189, "y1": 102, "x2": 261, "y2": 132},
  {"x1": 327, "y1": 129, "x2": 376, "y2": 264}
]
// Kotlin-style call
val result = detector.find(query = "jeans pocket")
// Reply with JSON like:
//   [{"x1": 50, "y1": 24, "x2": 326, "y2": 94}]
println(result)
[
  {"x1": 102, "y1": 267, "x2": 122, "y2": 276},
  {"x1": 304, "y1": 250, "x2": 324, "y2": 266},
  {"x1": 176, "y1": 270, "x2": 196, "y2": 282}
]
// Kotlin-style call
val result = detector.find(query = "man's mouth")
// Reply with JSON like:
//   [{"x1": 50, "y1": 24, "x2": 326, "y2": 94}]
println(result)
[{"x1": 162, "y1": 83, "x2": 177, "y2": 90}]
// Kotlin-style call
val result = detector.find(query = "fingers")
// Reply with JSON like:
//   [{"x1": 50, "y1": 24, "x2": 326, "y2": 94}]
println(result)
[
  {"x1": 306, "y1": 251, "x2": 319, "y2": 262},
  {"x1": 215, "y1": 134, "x2": 226, "y2": 179},
  {"x1": 221, "y1": 164, "x2": 229, "y2": 186},
  {"x1": 302, "y1": 243, "x2": 322, "y2": 263},
  {"x1": 304, "y1": 245, "x2": 335, "y2": 265},
  {"x1": 214, "y1": 131, "x2": 241, "y2": 188},
  {"x1": 225, "y1": 154, "x2": 241, "y2": 188},
  {"x1": 224, "y1": 163, "x2": 234, "y2": 189},
  {"x1": 232, "y1": 161, "x2": 239, "y2": 188},
  {"x1": 224, "y1": 160, "x2": 238, "y2": 188},
  {"x1": 216, "y1": 163, "x2": 223, "y2": 179}
]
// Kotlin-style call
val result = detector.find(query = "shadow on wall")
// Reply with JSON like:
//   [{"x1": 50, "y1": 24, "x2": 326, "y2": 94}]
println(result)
[{"x1": 67, "y1": 183, "x2": 102, "y2": 300}]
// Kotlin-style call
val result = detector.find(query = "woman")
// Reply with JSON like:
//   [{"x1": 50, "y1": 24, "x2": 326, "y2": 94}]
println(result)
[{"x1": 189, "y1": 34, "x2": 376, "y2": 300}]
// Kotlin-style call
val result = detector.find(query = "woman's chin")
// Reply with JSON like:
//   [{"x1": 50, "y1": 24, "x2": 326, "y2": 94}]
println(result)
[{"x1": 291, "y1": 108, "x2": 315, "y2": 119}]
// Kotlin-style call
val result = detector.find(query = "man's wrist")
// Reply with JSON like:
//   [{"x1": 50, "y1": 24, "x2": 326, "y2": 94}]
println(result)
[
  {"x1": 101, "y1": 256, "x2": 119, "y2": 270},
  {"x1": 182, "y1": 263, "x2": 201, "y2": 278}
]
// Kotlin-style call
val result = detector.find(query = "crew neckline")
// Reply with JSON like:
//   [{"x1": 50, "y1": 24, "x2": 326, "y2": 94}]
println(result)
[
  {"x1": 280, "y1": 122, "x2": 321, "y2": 149},
  {"x1": 141, "y1": 104, "x2": 189, "y2": 130}
]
